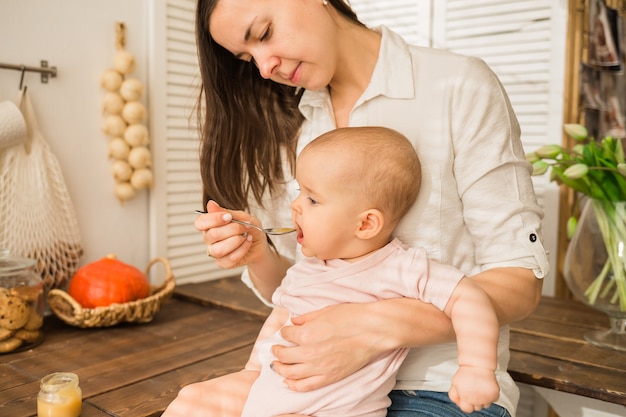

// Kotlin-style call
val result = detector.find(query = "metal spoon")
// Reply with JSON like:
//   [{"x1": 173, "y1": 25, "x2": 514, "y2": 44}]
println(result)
[{"x1": 194, "y1": 210, "x2": 296, "y2": 235}]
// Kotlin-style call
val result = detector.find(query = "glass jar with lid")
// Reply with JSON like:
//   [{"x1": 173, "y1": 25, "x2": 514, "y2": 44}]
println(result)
[
  {"x1": 0, "y1": 249, "x2": 44, "y2": 354},
  {"x1": 37, "y1": 372, "x2": 82, "y2": 417}
]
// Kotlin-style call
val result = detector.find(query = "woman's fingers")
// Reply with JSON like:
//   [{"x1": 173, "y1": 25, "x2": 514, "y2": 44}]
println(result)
[{"x1": 193, "y1": 200, "x2": 272, "y2": 269}]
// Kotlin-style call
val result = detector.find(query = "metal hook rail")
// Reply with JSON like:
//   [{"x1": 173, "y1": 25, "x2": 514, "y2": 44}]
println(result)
[{"x1": 0, "y1": 60, "x2": 58, "y2": 85}]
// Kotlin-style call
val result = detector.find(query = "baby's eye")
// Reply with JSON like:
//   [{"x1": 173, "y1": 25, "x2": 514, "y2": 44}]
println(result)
[{"x1": 308, "y1": 197, "x2": 319, "y2": 205}]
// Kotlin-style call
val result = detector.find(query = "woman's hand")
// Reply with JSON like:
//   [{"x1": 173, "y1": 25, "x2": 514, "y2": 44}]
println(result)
[
  {"x1": 270, "y1": 303, "x2": 377, "y2": 392},
  {"x1": 270, "y1": 299, "x2": 454, "y2": 392},
  {"x1": 195, "y1": 200, "x2": 269, "y2": 269},
  {"x1": 196, "y1": 200, "x2": 293, "y2": 299}
]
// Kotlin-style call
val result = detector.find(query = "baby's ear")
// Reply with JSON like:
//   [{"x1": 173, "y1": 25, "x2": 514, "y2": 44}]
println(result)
[{"x1": 356, "y1": 209, "x2": 384, "y2": 240}]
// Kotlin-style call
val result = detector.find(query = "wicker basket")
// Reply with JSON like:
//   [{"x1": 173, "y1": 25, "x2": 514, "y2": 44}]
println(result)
[{"x1": 48, "y1": 257, "x2": 175, "y2": 328}]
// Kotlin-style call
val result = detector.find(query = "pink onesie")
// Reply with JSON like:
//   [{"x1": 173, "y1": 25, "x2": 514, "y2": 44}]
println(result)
[{"x1": 240, "y1": 238, "x2": 464, "y2": 417}]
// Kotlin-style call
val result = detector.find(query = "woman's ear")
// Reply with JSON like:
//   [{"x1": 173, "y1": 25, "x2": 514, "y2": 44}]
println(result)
[{"x1": 356, "y1": 209, "x2": 384, "y2": 240}]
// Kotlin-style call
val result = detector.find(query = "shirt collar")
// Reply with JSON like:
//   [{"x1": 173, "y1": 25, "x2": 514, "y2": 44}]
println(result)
[{"x1": 299, "y1": 25, "x2": 415, "y2": 115}]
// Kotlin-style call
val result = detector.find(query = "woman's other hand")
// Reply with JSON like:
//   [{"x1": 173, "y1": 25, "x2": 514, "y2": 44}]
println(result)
[
  {"x1": 270, "y1": 299, "x2": 452, "y2": 392},
  {"x1": 270, "y1": 303, "x2": 375, "y2": 392}
]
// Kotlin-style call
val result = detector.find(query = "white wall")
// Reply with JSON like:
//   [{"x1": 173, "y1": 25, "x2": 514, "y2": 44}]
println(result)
[{"x1": 0, "y1": 0, "x2": 152, "y2": 270}]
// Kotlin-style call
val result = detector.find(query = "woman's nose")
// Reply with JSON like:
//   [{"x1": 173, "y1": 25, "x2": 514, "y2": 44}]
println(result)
[{"x1": 255, "y1": 53, "x2": 279, "y2": 79}]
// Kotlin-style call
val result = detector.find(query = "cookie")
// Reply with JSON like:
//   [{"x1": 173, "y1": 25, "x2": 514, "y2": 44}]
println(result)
[
  {"x1": 23, "y1": 310, "x2": 44, "y2": 331},
  {"x1": 0, "y1": 327, "x2": 14, "y2": 341},
  {"x1": 0, "y1": 294, "x2": 30, "y2": 330},
  {"x1": 15, "y1": 329, "x2": 41, "y2": 343},
  {"x1": 0, "y1": 337, "x2": 22, "y2": 353},
  {"x1": 0, "y1": 288, "x2": 9, "y2": 305}
]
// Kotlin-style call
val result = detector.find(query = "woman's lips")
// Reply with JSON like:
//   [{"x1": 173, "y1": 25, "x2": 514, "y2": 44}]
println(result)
[{"x1": 290, "y1": 63, "x2": 302, "y2": 84}]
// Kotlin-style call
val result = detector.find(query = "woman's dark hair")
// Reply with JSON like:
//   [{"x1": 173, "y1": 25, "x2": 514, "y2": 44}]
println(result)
[{"x1": 195, "y1": 0, "x2": 363, "y2": 210}]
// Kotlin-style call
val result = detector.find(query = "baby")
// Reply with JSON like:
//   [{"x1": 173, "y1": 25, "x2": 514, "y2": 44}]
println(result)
[{"x1": 166, "y1": 126, "x2": 500, "y2": 417}]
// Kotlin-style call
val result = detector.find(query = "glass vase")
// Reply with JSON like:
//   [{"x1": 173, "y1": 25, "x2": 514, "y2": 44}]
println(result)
[{"x1": 564, "y1": 198, "x2": 626, "y2": 351}]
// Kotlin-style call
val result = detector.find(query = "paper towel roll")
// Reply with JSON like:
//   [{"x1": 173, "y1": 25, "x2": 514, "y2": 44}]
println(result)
[{"x1": 0, "y1": 100, "x2": 27, "y2": 150}]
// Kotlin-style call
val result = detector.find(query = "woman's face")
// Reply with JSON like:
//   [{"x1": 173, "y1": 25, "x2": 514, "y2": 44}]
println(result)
[{"x1": 209, "y1": 0, "x2": 338, "y2": 91}]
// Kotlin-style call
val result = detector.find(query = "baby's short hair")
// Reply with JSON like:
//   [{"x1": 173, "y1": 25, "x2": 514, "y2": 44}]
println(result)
[{"x1": 303, "y1": 126, "x2": 421, "y2": 226}]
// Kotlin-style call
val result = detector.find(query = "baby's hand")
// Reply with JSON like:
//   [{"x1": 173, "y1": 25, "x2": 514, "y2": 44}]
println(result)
[{"x1": 448, "y1": 365, "x2": 499, "y2": 414}]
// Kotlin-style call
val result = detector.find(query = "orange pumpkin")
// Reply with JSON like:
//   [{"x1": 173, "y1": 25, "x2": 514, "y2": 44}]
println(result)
[{"x1": 68, "y1": 254, "x2": 150, "y2": 308}]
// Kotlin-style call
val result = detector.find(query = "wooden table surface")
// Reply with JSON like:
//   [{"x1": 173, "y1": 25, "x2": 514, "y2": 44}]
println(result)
[
  {"x1": 1, "y1": 277, "x2": 625, "y2": 416},
  {"x1": 508, "y1": 295, "x2": 626, "y2": 406},
  {"x1": 0, "y1": 285, "x2": 266, "y2": 417}
]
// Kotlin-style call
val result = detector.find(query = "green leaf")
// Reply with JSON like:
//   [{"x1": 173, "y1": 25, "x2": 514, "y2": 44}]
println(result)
[
  {"x1": 586, "y1": 169, "x2": 617, "y2": 201},
  {"x1": 617, "y1": 139, "x2": 625, "y2": 164}
]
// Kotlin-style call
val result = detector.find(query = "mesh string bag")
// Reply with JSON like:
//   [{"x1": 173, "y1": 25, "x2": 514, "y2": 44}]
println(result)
[{"x1": 0, "y1": 90, "x2": 83, "y2": 291}]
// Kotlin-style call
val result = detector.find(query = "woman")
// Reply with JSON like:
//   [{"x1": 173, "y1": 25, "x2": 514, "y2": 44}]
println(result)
[{"x1": 165, "y1": 0, "x2": 549, "y2": 416}]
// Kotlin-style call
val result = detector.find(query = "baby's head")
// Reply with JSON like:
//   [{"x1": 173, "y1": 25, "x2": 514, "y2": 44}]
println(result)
[
  {"x1": 293, "y1": 127, "x2": 421, "y2": 259},
  {"x1": 303, "y1": 126, "x2": 420, "y2": 226}
]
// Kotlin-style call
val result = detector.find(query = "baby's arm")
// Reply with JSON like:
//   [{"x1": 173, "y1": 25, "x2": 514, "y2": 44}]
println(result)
[
  {"x1": 444, "y1": 277, "x2": 500, "y2": 414},
  {"x1": 245, "y1": 306, "x2": 290, "y2": 370}
]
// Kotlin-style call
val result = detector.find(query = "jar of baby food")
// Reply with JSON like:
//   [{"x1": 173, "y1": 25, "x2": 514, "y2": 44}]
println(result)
[
  {"x1": 0, "y1": 249, "x2": 44, "y2": 354},
  {"x1": 37, "y1": 372, "x2": 82, "y2": 417}
]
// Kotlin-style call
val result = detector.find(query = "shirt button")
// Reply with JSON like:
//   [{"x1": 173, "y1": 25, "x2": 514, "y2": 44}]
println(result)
[{"x1": 529, "y1": 233, "x2": 537, "y2": 242}]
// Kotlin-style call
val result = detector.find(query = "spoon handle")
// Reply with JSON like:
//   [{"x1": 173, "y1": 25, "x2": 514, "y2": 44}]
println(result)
[
  {"x1": 229, "y1": 218, "x2": 265, "y2": 232},
  {"x1": 194, "y1": 210, "x2": 265, "y2": 232}
]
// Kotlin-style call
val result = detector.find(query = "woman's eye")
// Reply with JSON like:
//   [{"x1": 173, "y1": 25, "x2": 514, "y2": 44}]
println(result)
[{"x1": 260, "y1": 26, "x2": 270, "y2": 41}]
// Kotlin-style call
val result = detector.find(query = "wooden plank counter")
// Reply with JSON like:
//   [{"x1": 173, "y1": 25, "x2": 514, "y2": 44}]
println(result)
[
  {"x1": 509, "y1": 296, "x2": 626, "y2": 406},
  {"x1": 0, "y1": 289, "x2": 265, "y2": 417}
]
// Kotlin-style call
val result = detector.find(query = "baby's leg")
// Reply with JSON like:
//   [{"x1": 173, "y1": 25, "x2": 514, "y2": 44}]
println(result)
[{"x1": 162, "y1": 370, "x2": 259, "y2": 417}]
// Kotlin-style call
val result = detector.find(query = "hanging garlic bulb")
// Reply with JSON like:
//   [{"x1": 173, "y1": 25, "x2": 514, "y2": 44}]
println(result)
[
  {"x1": 100, "y1": 69, "x2": 124, "y2": 91},
  {"x1": 102, "y1": 92, "x2": 125, "y2": 115},
  {"x1": 130, "y1": 168, "x2": 154, "y2": 189},
  {"x1": 122, "y1": 101, "x2": 147, "y2": 124},
  {"x1": 128, "y1": 146, "x2": 152, "y2": 169},
  {"x1": 114, "y1": 181, "x2": 136, "y2": 203},
  {"x1": 102, "y1": 115, "x2": 127, "y2": 137},
  {"x1": 123, "y1": 123, "x2": 149, "y2": 147},
  {"x1": 108, "y1": 137, "x2": 131, "y2": 160},
  {"x1": 113, "y1": 49, "x2": 136, "y2": 75},
  {"x1": 111, "y1": 159, "x2": 133, "y2": 182},
  {"x1": 119, "y1": 78, "x2": 143, "y2": 102}
]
